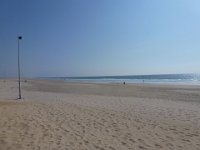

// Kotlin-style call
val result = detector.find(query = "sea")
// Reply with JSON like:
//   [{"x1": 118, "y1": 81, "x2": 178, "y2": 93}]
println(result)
[{"x1": 46, "y1": 74, "x2": 200, "y2": 85}]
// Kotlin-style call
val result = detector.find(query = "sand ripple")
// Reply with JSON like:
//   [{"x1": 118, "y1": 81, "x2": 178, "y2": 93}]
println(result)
[{"x1": 0, "y1": 80, "x2": 200, "y2": 149}]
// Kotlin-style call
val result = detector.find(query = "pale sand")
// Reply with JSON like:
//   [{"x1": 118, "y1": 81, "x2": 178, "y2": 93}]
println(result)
[{"x1": 0, "y1": 79, "x2": 200, "y2": 150}]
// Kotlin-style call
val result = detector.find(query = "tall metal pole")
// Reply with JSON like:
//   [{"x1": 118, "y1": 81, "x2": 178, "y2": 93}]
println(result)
[{"x1": 18, "y1": 36, "x2": 22, "y2": 99}]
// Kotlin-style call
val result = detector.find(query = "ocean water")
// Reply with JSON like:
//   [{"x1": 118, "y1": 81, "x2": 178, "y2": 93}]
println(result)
[{"x1": 48, "y1": 74, "x2": 200, "y2": 85}]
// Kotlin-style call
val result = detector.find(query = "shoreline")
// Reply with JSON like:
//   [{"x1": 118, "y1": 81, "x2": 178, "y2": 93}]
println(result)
[
  {"x1": 24, "y1": 79, "x2": 200, "y2": 103},
  {"x1": 2, "y1": 77, "x2": 200, "y2": 86},
  {"x1": 36, "y1": 77, "x2": 200, "y2": 86}
]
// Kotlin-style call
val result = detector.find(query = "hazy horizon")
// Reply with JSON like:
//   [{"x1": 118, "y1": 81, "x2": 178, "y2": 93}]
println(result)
[{"x1": 1, "y1": 0, "x2": 200, "y2": 77}]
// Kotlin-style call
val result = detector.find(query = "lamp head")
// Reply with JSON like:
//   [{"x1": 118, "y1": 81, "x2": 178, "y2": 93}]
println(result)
[{"x1": 18, "y1": 36, "x2": 22, "y2": 40}]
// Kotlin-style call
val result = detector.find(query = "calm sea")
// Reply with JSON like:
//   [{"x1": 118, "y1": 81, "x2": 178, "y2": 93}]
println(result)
[{"x1": 47, "y1": 74, "x2": 200, "y2": 85}]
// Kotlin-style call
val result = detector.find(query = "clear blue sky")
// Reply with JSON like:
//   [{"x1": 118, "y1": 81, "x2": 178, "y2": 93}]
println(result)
[{"x1": 1, "y1": 0, "x2": 200, "y2": 77}]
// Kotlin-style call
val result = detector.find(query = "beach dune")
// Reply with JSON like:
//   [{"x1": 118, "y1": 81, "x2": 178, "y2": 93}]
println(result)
[{"x1": 0, "y1": 79, "x2": 200, "y2": 150}]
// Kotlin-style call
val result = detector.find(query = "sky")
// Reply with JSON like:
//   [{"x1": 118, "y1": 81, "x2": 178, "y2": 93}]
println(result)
[{"x1": 1, "y1": 0, "x2": 200, "y2": 77}]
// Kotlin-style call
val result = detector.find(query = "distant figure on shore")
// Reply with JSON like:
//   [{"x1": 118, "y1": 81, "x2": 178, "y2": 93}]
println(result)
[
  {"x1": 123, "y1": 82, "x2": 126, "y2": 85},
  {"x1": 143, "y1": 80, "x2": 144, "y2": 83}
]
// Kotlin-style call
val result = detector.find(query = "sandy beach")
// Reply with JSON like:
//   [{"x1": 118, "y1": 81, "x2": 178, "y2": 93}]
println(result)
[{"x1": 0, "y1": 79, "x2": 200, "y2": 150}]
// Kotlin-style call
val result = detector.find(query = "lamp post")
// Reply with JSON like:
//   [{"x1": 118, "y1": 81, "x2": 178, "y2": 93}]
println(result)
[{"x1": 18, "y1": 36, "x2": 22, "y2": 99}]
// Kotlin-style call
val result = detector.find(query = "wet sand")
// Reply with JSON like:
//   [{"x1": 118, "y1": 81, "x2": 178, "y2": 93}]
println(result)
[{"x1": 0, "y1": 79, "x2": 200, "y2": 149}]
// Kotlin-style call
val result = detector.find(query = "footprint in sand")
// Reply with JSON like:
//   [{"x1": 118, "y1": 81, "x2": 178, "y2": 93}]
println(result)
[
  {"x1": 129, "y1": 138, "x2": 136, "y2": 143},
  {"x1": 138, "y1": 145, "x2": 148, "y2": 150},
  {"x1": 138, "y1": 139, "x2": 150, "y2": 147},
  {"x1": 154, "y1": 143, "x2": 163, "y2": 148}
]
